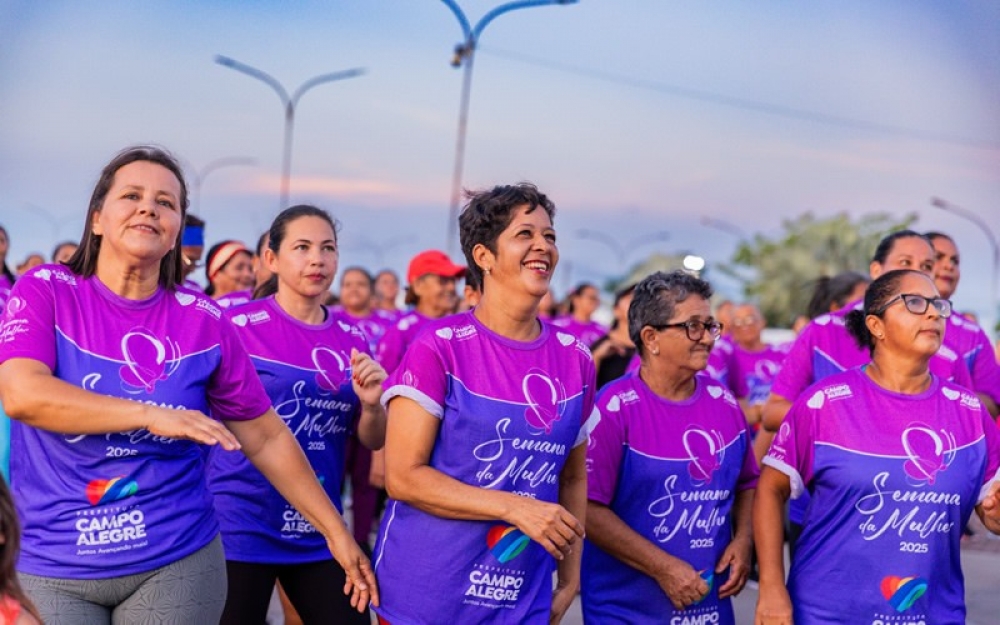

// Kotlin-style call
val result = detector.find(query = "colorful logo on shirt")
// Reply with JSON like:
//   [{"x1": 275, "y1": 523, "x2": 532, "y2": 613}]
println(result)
[
  {"x1": 692, "y1": 570, "x2": 715, "y2": 605},
  {"x1": 86, "y1": 476, "x2": 139, "y2": 506},
  {"x1": 487, "y1": 525, "x2": 530, "y2": 563},
  {"x1": 880, "y1": 575, "x2": 927, "y2": 612},
  {"x1": 683, "y1": 427, "x2": 725, "y2": 487},
  {"x1": 522, "y1": 371, "x2": 566, "y2": 436},
  {"x1": 901, "y1": 425, "x2": 956, "y2": 486},
  {"x1": 119, "y1": 329, "x2": 181, "y2": 394},
  {"x1": 312, "y1": 346, "x2": 348, "y2": 393}
]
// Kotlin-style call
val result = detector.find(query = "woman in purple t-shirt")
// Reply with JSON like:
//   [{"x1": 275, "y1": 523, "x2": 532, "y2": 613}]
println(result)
[
  {"x1": 0, "y1": 146, "x2": 376, "y2": 623},
  {"x1": 583, "y1": 271, "x2": 757, "y2": 624},
  {"x1": 755, "y1": 269, "x2": 1000, "y2": 624},
  {"x1": 375, "y1": 183, "x2": 593, "y2": 624}
]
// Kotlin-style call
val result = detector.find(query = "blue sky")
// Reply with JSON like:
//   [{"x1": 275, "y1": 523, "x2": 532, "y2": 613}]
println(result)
[{"x1": 2, "y1": 1, "x2": 998, "y2": 326}]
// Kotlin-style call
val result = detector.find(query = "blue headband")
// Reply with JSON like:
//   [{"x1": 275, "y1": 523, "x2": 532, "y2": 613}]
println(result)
[{"x1": 182, "y1": 225, "x2": 204, "y2": 247}]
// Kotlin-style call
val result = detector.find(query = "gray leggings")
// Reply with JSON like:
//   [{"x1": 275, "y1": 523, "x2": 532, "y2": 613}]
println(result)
[{"x1": 20, "y1": 535, "x2": 226, "y2": 625}]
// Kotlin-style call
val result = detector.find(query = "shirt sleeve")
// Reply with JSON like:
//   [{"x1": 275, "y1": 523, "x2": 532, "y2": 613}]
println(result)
[
  {"x1": 969, "y1": 326, "x2": 1000, "y2": 406},
  {"x1": 736, "y1": 420, "x2": 761, "y2": 491},
  {"x1": 770, "y1": 323, "x2": 817, "y2": 401},
  {"x1": 978, "y1": 407, "x2": 1000, "y2": 504},
  {"x1": 0, "y1": 272, "x2": 57, "y2": 370},
  {"x1": 376, "y1": 322, "x2": 407, "y2": 376},
  {"x1": 208, "y1": 315, "x2": 272, "y2": 421},
  {"x1": 573, "y1": 350, "x2": 598, "y2": 448},
  {"x1": 762, "y1": 390, "x2": 818, "y2": 498},
  {"x1": 586, "y1": 385, "x2": 627, "y2": 505},
  {"x1": 380, "y1": 331, "x2": 448, "y2": 419}
]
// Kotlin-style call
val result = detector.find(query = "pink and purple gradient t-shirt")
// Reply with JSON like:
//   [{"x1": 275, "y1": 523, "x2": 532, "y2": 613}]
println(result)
[
  {"x1": 764, "y1": 368, "x2": 1000, "y2": 623},
  {"x1": 332, "y1": 307, "x2": 396, "y2": 354},
  {"x1": 376, "y1": 311, "x2": 432, "y2": 375},
  {"x1": 943, "y1": 312, "x2": 1000, "y2": 409},
  {"x1": 0, "y1": 265, "x2": 271, "y2": 579},
  {"x1": 206, "y1": 297, "x2": 369, "y2": 563},
  {"x1": 772, "y1": 301, "x2": 974, "y2": 524},
  {"x1": 373, "y1": 311, "x2": 596, "y2": 624},
  {"x1": 583, "y1": 372, "x2": 759, "y2": 624}
]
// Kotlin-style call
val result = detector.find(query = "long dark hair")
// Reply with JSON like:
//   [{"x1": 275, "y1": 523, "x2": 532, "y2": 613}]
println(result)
[
  {"x1": 66, "y1": 145, "x2": 189, "y2": 289},
  {"x1": 0, "y1": 477, "x2": 42, "y2": 622},
  {"x1": 0, "y1": 225, "x2": 13, "y2": 285},
  {"x1": 254, "y1": 205, "x2": 340, "y2": 300}
]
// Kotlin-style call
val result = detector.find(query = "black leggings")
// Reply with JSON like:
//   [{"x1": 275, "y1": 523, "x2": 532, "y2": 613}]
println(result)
[{"x1": 221, "y1": 559, "x2": 370, "y2": 625}]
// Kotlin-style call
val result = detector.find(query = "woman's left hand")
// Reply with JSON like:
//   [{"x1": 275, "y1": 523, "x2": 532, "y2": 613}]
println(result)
[
  {"x1": 327, "y1": 531, "x2": 380, "y2": 611},
  {"x1": 550, "y1": 577, "x2": 578, "y2": 624},
  {"x1": 715, "y1": 535, "x2": 753, "y2": 599},
  {"x1": 980, "y1": 481, "x2": 1000, "y2": 534},
  {"x1": 351, "y1": 349, "x2": 387, "y2": 407}
]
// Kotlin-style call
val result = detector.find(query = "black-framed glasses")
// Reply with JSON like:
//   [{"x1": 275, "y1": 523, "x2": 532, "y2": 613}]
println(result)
[
  {"x1": 874, "y1": 293, "x2": 952, "y2": 318},
  {"x1": 650, "y1": 319, "x2": 724, "y2": 341}
]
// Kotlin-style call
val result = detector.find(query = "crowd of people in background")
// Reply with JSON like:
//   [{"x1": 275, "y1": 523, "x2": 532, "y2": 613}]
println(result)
[{"x1": 1, "y1": 144, "x2": 999, "y2": 624}]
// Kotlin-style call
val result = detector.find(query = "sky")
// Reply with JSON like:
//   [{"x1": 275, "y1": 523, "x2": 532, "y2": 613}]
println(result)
[{"x1": 2, "y1": 1, "x2": 999, "y2": 329}]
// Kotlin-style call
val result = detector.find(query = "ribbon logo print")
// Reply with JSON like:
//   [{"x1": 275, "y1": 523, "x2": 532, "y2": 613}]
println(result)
[
  {"x1": 683, "y1": 427, "x2": 725, "y2": 487},
  {"x1": 312, "y1": 346, "x2": 348, "y2": 393},
  {"x1": 119, "y1": 329, "x2": 180, "y2": 394},
  {"x1": 901, "y1": 425, "x2": 955, "y2": 486},
  {"x1": 522, "y1": 371, "x2": 566, "y2": 436}
]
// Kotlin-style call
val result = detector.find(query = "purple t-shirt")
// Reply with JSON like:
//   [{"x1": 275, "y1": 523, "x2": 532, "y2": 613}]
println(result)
[
  {"x1": 215, "y1": 289, "x2": 252, "y2": 309},
  {"x1": 373, "y1": 311, "x2": 596, "y2": 624},
  {"x1": 765, "y1": 368, "x2": 1000, "y2": 623},
  {"x1": 206, "y1": 297, "x2": 369, "y2": 563},
  {"x1": 771, "y1": 302, "x2": 974, "y2": 524},
  {"x1": 728, "y1": 343, "x2": 789, "y2": 407},
  {"x1": 582, "y1": 373, "x2": 759, "y2": 624},
  {"x1": 376, "y1": 311, "x2": 431, "y2": 375},
  {"x1": 332, "y1": 307, "x2": 395, "y2": 353},
  {"x1": 943, "y1": 312, "x2": 1000, "y2": 407},
  {"x1": 550, "y1": 315, "x2": 607, "y2": 348},
  {"x1": 0, "y1": 274, "x2": 12, "y2": 314},
  {"x1": 705, "y1": 335, "x2": 734, "y2": 386},
  {"x1": 0, "y1": 265, "x2": 271, "y2": 579}
]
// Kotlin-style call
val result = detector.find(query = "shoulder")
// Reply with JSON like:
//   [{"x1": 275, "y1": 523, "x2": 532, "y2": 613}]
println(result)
[
  {"x1": 171, "y1": 285, "x2": 225, "y2": 322},
  {"x1": 937, "y1": 377, "x2": 985, "y2": 415},
  {"x1": 224, "y1": 298, "x2": 274, "y2": 328},
  {"x1": 699, "y1": 375, "x2": 740, "y2": 410},
  {"x1": 794, "y1": 369, "x2": 861, "y2": 411}
]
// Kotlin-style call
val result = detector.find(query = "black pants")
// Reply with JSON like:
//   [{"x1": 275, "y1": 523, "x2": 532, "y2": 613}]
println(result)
[{"x1": 221, "y1": 558, "x2": 370, "y2": 625}]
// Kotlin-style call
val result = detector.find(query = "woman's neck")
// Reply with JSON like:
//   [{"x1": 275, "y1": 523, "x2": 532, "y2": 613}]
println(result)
[
  {"x1": 865, "y1": 352, "x2": 931, "y2": 394},
  {"x1": 474, "y1": 291, "x2": 540, "y2": 341},
  {"x1": 95, "y1": 255, "x2": 160, "y2": 300},
  {"x1": 275, "y1": 289, "x2": 326, "y2": 325},
  {"x1": 572, "y1": 310, "x2": 590, "y2": 323},
  {"x1": 344, "y1": 302, "x2": 372, "y2": 318},
  {"x1": 639, "y1": 361, "x2": 697, "y2": 401}
]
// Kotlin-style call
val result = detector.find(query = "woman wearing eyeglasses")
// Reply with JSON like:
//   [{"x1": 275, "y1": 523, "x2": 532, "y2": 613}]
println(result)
[
  {"x1": 754, "y1": 269, "x2": 1000, "y2": 624},
  {"x1": 582, "y1": 270, "x2": 759, "y2": 624}
]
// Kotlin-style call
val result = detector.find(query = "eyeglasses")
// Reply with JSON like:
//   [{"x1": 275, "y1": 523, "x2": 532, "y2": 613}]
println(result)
[
  {"x1": 650, "y1": 319, "x2": 724, "y2": 341},
  {"x1": 874, "y1": 293, "x2": 952, "y2": 318}
]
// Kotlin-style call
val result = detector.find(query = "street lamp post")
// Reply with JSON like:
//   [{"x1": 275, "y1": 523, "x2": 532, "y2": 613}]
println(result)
[
  {"x1": 215, "y1": 55, "x2": 365, "y2": 212},
  {"x1": 440, "y1": 0, "x2": 578, "y2": 254},
  {"x1": 189, "y1": 157, "x2": 257, "y2": 214},
  {"x1": 576, "y1": 229, "x2": 671, "y2": 266},
  {"x1": 930, "y1": 196, "x2": 1000, "y2": 319}
]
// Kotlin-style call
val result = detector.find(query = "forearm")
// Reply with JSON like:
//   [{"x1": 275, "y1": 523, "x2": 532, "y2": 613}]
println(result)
[
  {"x1": 0, "y1": 361, "x2": 149, "y2": 434},
  {"x1": 232, "y1": 413, "x2": 350, "y2": 541},
  {"x1": 731, "y1": 488, "x2": 755, "y2": 542},
  {"x1": 761, "y1": 394, "x2": 791, "y2": 432},
  {"x1": 753, "y1": 470, "x2": 790, "y2": 588},
  {"x1": 356, "y1": 401, "x2": 386, "y2": 451},
  {"x1": 557, "y1": 446, "x2": 587, "y2": 586},
  {"x1": 386, "y1": 462, "x2": 522, "y2": 522},
  {"x1": 587, "y1": 502, "x2": 678, "y2": 579}
]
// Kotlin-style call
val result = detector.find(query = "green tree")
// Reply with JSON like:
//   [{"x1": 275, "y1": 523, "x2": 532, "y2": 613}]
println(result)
[{"x1": 720, "y1": 211, "x2": 917, "y2": 327}]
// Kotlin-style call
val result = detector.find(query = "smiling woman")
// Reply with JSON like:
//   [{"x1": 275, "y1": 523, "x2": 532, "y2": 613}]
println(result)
[{"x1": 0, "y1": 146, "x2": 378, "y2": 624}]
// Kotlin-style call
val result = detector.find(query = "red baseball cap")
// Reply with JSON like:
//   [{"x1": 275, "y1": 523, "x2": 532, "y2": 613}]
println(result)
[{"x1": 407, "y1": 250, "x2": 466, "y2": 284}]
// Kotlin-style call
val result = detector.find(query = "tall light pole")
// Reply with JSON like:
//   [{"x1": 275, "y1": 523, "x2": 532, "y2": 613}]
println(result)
[
  {"x1": 576, "y1": 229, "x2": 671, "y2": 266},
  {"x1": 440, "y1": 0, "x2": 579, "y2": 254},
  {"x1": 931, "y1": 196, "x2": 999, "y2": 319},
  {"x1": 215, "y1": 55, "x2": 365, "y2": 212},
  {"x1": 189, "y1": 156, "x2": 257, "y2": 214}
]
